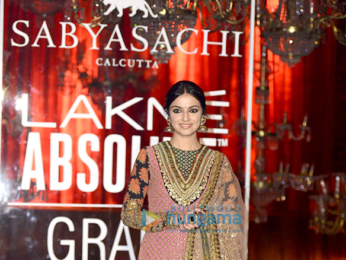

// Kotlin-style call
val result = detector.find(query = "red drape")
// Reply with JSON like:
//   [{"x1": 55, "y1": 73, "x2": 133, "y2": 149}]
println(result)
[{"x1": 2, "y1": 1, "x2": 247, "y2": 206}]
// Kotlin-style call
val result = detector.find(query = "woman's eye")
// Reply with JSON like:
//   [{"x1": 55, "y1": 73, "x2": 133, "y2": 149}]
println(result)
[
  {"x1": 190, "y1": 109, "x2": 199, "y2": 113},
  {"x1": 173, "y1": 109, "x2": 181, "y2": 113}
]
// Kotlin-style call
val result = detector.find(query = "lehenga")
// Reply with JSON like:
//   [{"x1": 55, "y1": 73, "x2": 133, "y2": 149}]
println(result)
[{"x1": 121, "y1": 141, "x2": 248, "y2": 260}]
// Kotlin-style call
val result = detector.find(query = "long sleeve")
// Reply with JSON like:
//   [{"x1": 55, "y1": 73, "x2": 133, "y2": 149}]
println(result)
[{"x1": 121, "y1": 147, "x2": 170, "y2": 232}]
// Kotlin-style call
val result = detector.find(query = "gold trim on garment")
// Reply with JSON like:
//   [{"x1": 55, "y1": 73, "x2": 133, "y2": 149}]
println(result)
[
  {"x1": 184, "y1": 152, "x2": 224, "y2": 260},
  {"x1": 153, "y1": 141, "x2": 215, "y2": 206}
]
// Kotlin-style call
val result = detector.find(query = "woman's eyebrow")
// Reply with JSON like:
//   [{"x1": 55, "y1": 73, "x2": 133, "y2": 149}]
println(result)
[{"x1": 171, "y1": 105, "x2": 200, "y2": 109}]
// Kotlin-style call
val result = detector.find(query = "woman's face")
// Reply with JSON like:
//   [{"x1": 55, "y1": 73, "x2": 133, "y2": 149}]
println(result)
[{"x1": 169, "y1": 93, "x2": 203, "y2": 137}]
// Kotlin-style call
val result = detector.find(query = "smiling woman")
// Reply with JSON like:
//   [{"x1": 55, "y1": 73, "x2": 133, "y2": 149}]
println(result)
[
  {"x1": 120, "y1": 81, "x2": 248, "y2": 259},
  {"x1": 164, "y1": 81, "x2": 207, "y2": 139}
]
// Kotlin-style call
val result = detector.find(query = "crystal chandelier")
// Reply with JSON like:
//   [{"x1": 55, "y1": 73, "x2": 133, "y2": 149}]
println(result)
[
  {"x1": 232, "y1": 44, "x2": 312, "y2": 223},
  {"x1": 130, "y1": 0, "x2": 251, "y2": 63},
  {"x1": 309, "y1": 173, "x2": 346, "y2": 235},
  {"x1": 57, "y1": 41, "x2": 92, "y2": 94},
  {"x1": 68, "y1": 0, "x2": 251, "y2": 29},
  {"x1": 1, "y1": 51, "x2": 24, "y2": 138},
  {"x1": 20, "y1": 0, "x2": 64, "y2": 17},
  {"x1": 67, "y1": 0, "x2": 122, "y2": 27},
  {"x1": 256, "y1": 0, "x2": 346, "y2": 67},
  {"x1": 1, "y1": 88, "x2": 24, "y2": 138},
  {"x1": 197, "y1": 0, "x2": 250, "y2": 32},
  {"x1": 129, "y1": 0, "x2": 197, "y2": 63}
]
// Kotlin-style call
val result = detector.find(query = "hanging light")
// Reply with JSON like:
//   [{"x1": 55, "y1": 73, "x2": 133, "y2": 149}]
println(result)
[
  {"x1": 66, "y1": 0, "x2": 250, "y2": 62},
  {"x1": 129, "y1": 0, "x2": 197, "y2": 63},
  {"x1": 257, "y1": 0, "x2": 346, "y2": 67},
  {"x1": 67, "y1": 0, "x2": 121, "y2": 27},
  {"x1": 20, "y1": 0, "x2": 64, "y2": 17},
  {"x1": 257, "y1": 0, "x2": 320, "y2": 67},
  {"x1": 197, "y1": 0, "x2": 250, "y2": 32}
]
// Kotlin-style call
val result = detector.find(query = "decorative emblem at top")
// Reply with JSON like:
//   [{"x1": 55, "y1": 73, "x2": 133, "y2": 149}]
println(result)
[{"x1": 103, "y1": 0, "x2": 158, "y2": 18}]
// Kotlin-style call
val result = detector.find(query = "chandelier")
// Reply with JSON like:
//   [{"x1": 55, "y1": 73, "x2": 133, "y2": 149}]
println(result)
[
  {"x1": 67, "y1": 0, "x2": 122, "y2": 27},
  {"x1": 197, "y1": 0, "x2": 250, "y2": 32},
  {"x1": 87, "y1": 66, "x2": 157, "y2": 111},
  {"x1": 235, "y1": 43, "x2": 345, "y2": 234},
  {"x1": 129, "y1": 0, "x2": 197, "y2": 63},
  {"x1": 309, "y1": 173, "x2": 346, "y2": 235},
  {"x1": 20, "y1": 0, "x2": 64, "y2": 17},
  {"x1": 1, "y1": 88, "x2": 24, "y2": 138},
  {"x1": 253, "y1": 45, "x2": 311, "y2": 157},
  {"x1": 256, "y1": 0, "x2": 346, "y2": 67},
  {"x1": 232, "y1": 44, "x2": 312, "y2": 223},
  {"x1": 1, "y1": 51, "x2": 24, "y2": 138},
  {"x1": 68, "y1": 0, "x2": 251, "y2": 28}
]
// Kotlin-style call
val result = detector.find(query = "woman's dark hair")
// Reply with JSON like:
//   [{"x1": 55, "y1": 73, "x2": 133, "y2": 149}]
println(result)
[{"x1": 164, "y1": 81, "x2": 206, "y2": 115}]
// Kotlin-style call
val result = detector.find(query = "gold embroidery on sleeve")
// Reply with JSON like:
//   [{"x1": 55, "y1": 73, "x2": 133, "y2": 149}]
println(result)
[
  {"x1": 121, "y1": 199, "x2": 142, "y2": 229},
  {"x1": 121, "y1": 199, "x2": 168, "y2": 232}
]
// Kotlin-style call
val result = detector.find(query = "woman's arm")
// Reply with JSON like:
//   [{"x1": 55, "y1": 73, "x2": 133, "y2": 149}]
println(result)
[{"x1": 120, "y1": 147, "x2": 177, "y2": 232}]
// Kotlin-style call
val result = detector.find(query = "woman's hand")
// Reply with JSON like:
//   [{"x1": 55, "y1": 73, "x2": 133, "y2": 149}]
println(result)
[{"x1": 178, "y1": 207, "x2": 205, "y2": 230}]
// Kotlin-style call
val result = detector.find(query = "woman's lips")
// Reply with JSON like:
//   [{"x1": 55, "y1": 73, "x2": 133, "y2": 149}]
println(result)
[{"x1": 179, "y1": 124, "x2": 193, "y2": 129}]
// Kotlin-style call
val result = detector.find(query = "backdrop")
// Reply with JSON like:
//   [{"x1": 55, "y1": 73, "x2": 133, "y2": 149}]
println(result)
[{"x1": 1, "y1": 0, "x2": 340, "y2": 259}]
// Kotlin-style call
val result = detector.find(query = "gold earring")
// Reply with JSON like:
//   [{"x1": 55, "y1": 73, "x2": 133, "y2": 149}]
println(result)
[
  {"x1": 198, "y1": 116, "x2": 208, "y2": 133},
  {"x1": 164, "y1": 117, "x2": 174, "y2": 132}
]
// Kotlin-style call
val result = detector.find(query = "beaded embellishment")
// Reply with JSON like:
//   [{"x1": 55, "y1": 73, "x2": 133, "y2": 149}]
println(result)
[{"x1": 153, "y1": 141, "x2": 215, "y2": 206}]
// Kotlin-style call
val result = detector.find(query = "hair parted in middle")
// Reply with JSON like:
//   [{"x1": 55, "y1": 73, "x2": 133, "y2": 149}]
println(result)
[{"x1": 164, "y1": 81, "x2": 206, "y2": 116}]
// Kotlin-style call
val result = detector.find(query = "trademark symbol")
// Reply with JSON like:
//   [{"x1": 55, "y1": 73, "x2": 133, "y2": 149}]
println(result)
[{"x1": 217, "y1": 138, "x2": 228, "y2": 147}]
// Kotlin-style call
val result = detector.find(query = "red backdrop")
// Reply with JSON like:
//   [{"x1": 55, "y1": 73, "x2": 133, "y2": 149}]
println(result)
[{"x1": 1, "y1": 0, "x2": 345, "y2": 259}]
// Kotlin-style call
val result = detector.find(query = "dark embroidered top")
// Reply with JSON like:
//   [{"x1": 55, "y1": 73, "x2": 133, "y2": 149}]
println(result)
[{"x1": 171, "y1": 145, "x2": 202, "y2": 178}]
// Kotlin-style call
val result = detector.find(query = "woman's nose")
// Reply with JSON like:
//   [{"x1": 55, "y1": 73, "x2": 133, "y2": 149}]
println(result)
[{"x1": 183, "y1": 111, "x2": 189, "y2": 121}]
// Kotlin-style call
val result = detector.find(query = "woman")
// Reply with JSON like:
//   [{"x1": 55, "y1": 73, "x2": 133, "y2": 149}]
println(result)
[{"x1": 121, "y1": 81, "x2": 248, "y2": 259}]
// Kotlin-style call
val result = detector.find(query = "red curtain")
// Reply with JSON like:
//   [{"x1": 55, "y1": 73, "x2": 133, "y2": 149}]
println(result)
[{"x1": 2, "y1": 1, "x2": 247, "y2": 206}]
